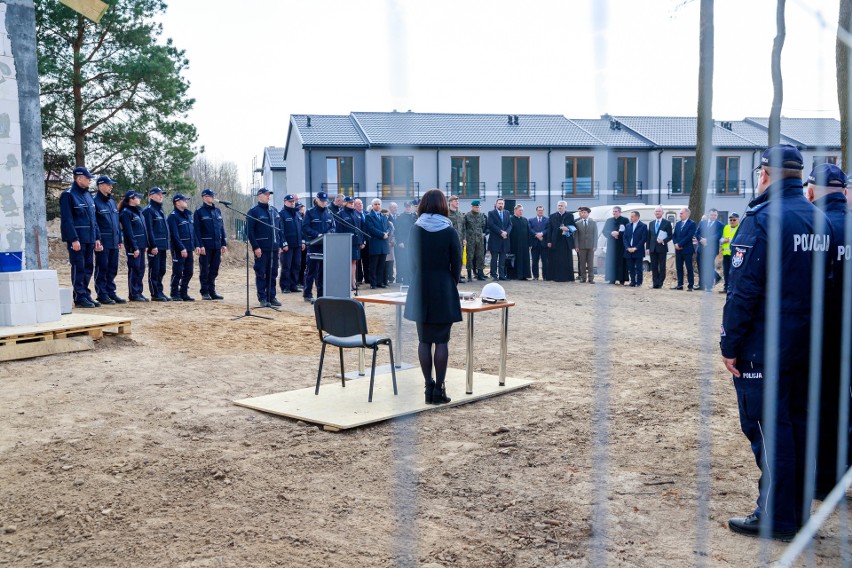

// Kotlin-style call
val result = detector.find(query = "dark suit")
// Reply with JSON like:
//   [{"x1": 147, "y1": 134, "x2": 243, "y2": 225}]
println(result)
[
  {"x1": 623, "y1": 221, "x2": 648, "y2": 287},
  {"x1": 365, "y1": 209, "x2": 391, "y2": 287},
  {"x1": 528, "y1": 215, "x2": 549, "y2": 279},
  {"x1": 647, "y1": 217, "x2": 673, "y2": 288},
  {"x1": 673, "y1": 218, "x2": 696, "y2": 289},
  {"x1": 486, "y1": 208, "x2": 512, "y2": 279}
]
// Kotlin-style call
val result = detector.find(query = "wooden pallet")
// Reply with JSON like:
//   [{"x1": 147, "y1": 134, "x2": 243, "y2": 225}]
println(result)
[{"x1": 0, "y1": 314, "x2": 132, "y2": 362}]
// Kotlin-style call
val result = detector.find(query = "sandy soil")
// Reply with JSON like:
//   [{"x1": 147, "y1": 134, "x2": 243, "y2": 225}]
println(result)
[{"x1": 0, "y1": 244, "x2": 848, "y2": 567}]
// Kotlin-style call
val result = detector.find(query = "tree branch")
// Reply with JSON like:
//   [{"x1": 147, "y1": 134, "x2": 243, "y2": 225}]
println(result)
[{"x1": 82, "y1": 80, "x2": 142, "y2": 134}]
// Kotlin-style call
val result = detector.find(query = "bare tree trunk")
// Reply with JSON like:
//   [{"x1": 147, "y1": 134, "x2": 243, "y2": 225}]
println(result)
[
  {"x1": 839, "y1": 0, "x2": 852, "y2": 169},
  {"x1": 72, "y1": 14, "x2": 86, "y2": 166},
  {"x1": 689, "y1": 0, "x2": 713, "y2": 221},
  {"x1": 769, "y1": 0, "x2": 786, "y2": 146}
]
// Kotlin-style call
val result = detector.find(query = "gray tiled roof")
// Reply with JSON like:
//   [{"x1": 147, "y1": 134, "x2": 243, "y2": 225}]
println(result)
[
  {"x1": 723, "y1": 120, "x2": 797, "y2": 148},
  {"x1": 349, "y1": 112, "x2": 604, "y2": 148},
  {"x1": 744, "y1": 117, "x2": 841, "y2": 148},
  {"x1": 612, "y1": 116, "x2": 762, "y2": 148},
  {"x1": 263, "y1": 147, "x2": 286, "y2": 170},
  {"x1": 568, "y1": 118, "x2": 651, "y2": 148},
  {"x1": 291, "y1": 114, "x2": 367, "y2": 147}
]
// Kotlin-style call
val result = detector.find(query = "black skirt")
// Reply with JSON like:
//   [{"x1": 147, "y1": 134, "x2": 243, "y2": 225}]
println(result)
[{"x1": 416, "y1": 321, "x2": 453, "y2": 344}]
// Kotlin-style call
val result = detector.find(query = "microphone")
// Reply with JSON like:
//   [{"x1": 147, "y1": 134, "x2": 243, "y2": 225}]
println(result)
[{"x1": 214, "y1": 198, "x2": 232, "y2": 206}]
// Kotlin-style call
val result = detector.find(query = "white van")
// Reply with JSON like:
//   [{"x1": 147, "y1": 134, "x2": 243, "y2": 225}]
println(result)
[{"x1": 574, "y1": 203, "x2": 683, "y2": 275}]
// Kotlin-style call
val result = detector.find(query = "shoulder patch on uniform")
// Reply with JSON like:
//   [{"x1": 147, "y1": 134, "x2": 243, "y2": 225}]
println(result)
[{"x1": 731, "y1": 246, "x2": 750, "y2": 268}]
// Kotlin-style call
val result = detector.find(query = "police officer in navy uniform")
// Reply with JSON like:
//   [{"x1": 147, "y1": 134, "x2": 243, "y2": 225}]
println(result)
[
  {"x1": 246, "y1": 188, "x2": 282, "y2": 307},
  {"x1": 142, "y1": 187, "x2": 171, "y2": 302},
  {"x1": 805, "y1": 163, "x2": 851, "y2": 499},
  {"x1": 118, "y1": 191, "x2": 149, "y2": 302},
  {"x1": 93, "y1": 175, "x2": 125, "y2": 304},
  {"x1": 193, "y1": 188, "x2": 227, "y2": 300},
  {"x1": 301, "y1": 191, "x2": 335, "y2": 303},
  {"x1": 721, "y1": 145, "x2": 833, "y2": 541},
  {"x1": 167, "y1": 194, "x2": 199, "y2": 301},
  {"x1": 59, "y1": 166, "x2": 102, "y2": 308},
  {"x1": 278, "y1": 193, "x2": 304, "y2": 293}
]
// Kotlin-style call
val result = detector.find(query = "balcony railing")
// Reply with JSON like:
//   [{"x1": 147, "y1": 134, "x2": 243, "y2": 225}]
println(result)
[
  {"x1": 377, "y1": 182, "x2": 420, "y2": 199},
  {"x1": 562, "y1": 180, "x2": 599, "y2": 199},
  {"x1": 445, "y1": 182, "x2": 485, "y2": 200},
  {"x1": 667, "y1": 181, "x2": 691, "y2": 198},
  {"x1": 612, "y1": 181, "x2": 644, "y2": 198},
  {"x1": 320, "y1": 182, "x2": 360, "y2": 197},
  {"x1": 497, "y1": 181, "x2": 536, "y2": 199},
  {"x1": 711, "y1": 180, "x2": 747, "y2": 196}
]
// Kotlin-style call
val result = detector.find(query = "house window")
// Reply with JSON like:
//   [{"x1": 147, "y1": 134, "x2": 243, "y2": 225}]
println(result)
[
  {"x1": 616, "y1": 157, "x2": 638, "y2": 195},
  {"x1": 716, "y1": 156, "x2": 740, "y2": 194},
  {"x1": 501, "y1": 157, "x2": 530, "y2": 197},
  {"x1": 381, "y1": 156, "x2": 414, "y2": 198},
  {"x1": 450, "y1": 157, "x2": 480, "y2": 197},
  {"x1": 671, "y1": 156, "x2": 695, "y2": 194},
  {"x1": 565, "y1": 157, "x2": 594, "y2": 195},
  {"x1": 813, "y1": 156, "x2": 839, "y2": 168},
  {"x1": 326, "y1": 157, "x2": 354, "y2": 195}
]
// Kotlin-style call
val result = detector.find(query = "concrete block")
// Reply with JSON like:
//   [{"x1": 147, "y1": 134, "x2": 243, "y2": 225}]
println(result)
[
  {"x1": 59, "y1": 288, "x2": 72, "y2": 314},
  {"x1": 32, "y1": 272, "x2": 58, "y2": 301},
  {"x1": 0, "y1": 270, "x2": 32, "y2": 282},
  {"x1": 29, "y1": 269, "x2": 58, "y2": 280},
  {"x1": 0, "y1": 301, "x2": 37, "y2": 327},
  {"x1": 0, "y1": 277, "x2": 33, "y2": 303},
  {"x1": 35, "y1": 299, "x2": 60, "y2": 324}
]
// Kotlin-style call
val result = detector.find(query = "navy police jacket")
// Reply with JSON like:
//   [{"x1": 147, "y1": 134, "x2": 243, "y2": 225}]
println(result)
[
  {"x1": 337, "y1": 207, "x2": 364, "y2": 249},
  {"x1": 93, "y1": 191, "x2": 121, "y2": 250},
  {"x1": 365, "y1": 209, "x2": 391, "y2": 255},
  {"x1": 246, "y1": 202, "x2": 281, "y2": 251},
  {"x1": 168, "y1": 208, "x2": 197, "y2": 253},
  {"x1": 59, "y1": 182, "x2": 100, "y2": 244},
  {"x1": 142, "y1": 201, "x2": 169, "y2": 250},
  {"x1": 119, "y1": 205, "x2": 148, "y2": 253},
  {"x1": 193, "y1": 203, "x2": 227, "y2": 249},
  {"x1": 278, "y1": 204, "x2": 303, "y2": 248},
  {"x1": 721, "y1": 178, "x2": 833, "y2": 367},
  {"x1": 302, "y1": 205, "x2": 335, "y2": 253}
]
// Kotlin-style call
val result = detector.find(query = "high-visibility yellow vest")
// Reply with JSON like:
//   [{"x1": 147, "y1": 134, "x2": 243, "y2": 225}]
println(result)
[{"x1": 721, "y1": 224, "x2": 739, "y2": 256}]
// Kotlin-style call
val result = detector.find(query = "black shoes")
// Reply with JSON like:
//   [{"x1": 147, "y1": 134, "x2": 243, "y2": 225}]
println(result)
[
  {"x1": 170, "y1": 296, "x2": 182, "y2": 302},
  {"x1": 97, "y1": 296, "x2": 115, "y2": 305},
  {"x1": 211, "y1": 292, "x2": 224, "y2": 300},
  {"x1": 687, "y1": 286, "x2": 694, "y2": 292},
  {"x1": 259, "y1": 300, "x2": 271, "y2": 307},
  {"x1": 671, "y1": 285, "x2": 683, "y2": 290},
  {"x1": 269, "y1": 298, "x2": 282, "y2": 307},
  {"x1": 75, "y1": 299, "x2": 97, "y2": 308},
  {"x1": 728, "y1": 514, "x2": 796, "y2": 542},
  {"x1": 303, "y1": 296, "x2": 314, "y2": 303},
  {"x1": 201, "y1": 294, "x2": 214, "y2": 301},
  {"x1": 109, "y1": 295, "x2": 127, "y2": 304},
  {"x1": 282, "y1": 288, "x2": 291, "y2": 294},
  {"x1": 431, "y1": 384, "x2": 452, "y2": 405},
  {"x1": 151, "y1": 295, "x2": 171, "y2": 302},
  {"x1": 181, "y1": 295, "x2": 195, "y2": 302},
  {"x1": 425, "y1": 378, "x2": 436, "y2": 404},
  {"x1": 129, "y1": 295, "x2": 149, "y2": 302}
]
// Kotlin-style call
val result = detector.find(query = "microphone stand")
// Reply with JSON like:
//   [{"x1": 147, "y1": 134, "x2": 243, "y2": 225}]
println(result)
[{"x1": 221, "y1": 202, "x2": 273, "y2": 321}]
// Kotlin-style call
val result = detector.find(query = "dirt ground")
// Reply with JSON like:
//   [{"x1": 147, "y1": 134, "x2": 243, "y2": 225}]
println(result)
[{"x1": 0, "y1": 245, "x2": 848, "y2": 567}]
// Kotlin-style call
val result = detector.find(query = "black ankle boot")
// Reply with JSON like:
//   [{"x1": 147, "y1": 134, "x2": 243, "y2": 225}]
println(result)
[
  {"x1": 425, "y1": 378, "x2": 436, "y2": 404},
  {"x1": 432, "y1": 383, "x2": 451, "y2": 404}
]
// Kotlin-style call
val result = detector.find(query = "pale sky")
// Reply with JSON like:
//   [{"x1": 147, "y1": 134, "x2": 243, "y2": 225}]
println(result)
[{"x1": 158, "y1": 0, "x2": 841, "y2": 190}]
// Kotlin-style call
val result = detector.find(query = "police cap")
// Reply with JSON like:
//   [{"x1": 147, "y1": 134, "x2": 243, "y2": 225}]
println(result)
[
  {"x1": 148, "y1": 187, "x2": 164, "y2": 195},
  {"x1": 73, "y1": 166, "x2": 94, "y2": 179},
  {"x1": 201, "y1": 188, "x2": 216, "y2": 197},
  {"x1": 95, "y1": 175, "x2": 116, "y2": 186},
  {"x1": 807, "y1": 163, "x2": 848, "y2": 188},
  {"x1": 760, "y1": 144, "x2": 804, "y2": 170},
  {"x1": 172, "y1": 193, "x2": 191, "y2": 203},
  {"x1": 316, "y1": 191, "x2": 329, "y2": 202}
]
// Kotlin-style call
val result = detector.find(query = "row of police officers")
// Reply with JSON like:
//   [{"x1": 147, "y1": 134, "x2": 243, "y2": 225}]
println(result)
[{"x1": 59, "y1": 166, "x2": 227, "y2": 306}]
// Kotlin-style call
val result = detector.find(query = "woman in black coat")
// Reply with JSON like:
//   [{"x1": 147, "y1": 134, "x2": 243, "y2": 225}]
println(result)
[{"x1": 404, "y1": 189, "x2": 463, "y2": 404}]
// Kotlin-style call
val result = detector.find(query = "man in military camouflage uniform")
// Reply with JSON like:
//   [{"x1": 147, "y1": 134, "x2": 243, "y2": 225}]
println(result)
[
  {"x1": 463, "y1": 200, "x2": 487, "y2": 281},
  {"x1": 448, "y1": 195, "x2": 466, "y2": 282}
]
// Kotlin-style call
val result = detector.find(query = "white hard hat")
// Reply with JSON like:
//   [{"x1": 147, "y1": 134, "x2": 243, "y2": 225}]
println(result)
[{"x1": 481, "y1": 282, "x2": 506, "y2": 303}]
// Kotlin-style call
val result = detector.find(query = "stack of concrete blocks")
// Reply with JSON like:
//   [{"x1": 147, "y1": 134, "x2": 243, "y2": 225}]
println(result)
[{"x1": 0, "y1": 269, "x2": 61, "y2": 327}]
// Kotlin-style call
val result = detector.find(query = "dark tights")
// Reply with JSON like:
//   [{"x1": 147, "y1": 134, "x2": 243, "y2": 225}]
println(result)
[{"x1": 418, "y1": 342, "x2": 448, "y2": 385}]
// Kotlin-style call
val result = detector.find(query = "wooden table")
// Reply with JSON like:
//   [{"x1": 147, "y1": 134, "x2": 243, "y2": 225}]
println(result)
[{"x1": 355, "y1": 293, "x2": 515, "y2": 394}]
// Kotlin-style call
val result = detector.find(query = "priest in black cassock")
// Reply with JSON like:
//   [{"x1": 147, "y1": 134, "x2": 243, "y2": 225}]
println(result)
[
  {"x1": 507, "y1": 204, "x2": 532, "y2": 280},
  {"x1": 547, "y1": 200, "x2": 575, "y2": 282},
  {"x1": 603, "y1": 205, "x2": 630, "y2": 284}
]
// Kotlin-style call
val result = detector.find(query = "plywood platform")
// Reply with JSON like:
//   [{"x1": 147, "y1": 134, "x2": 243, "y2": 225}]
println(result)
[
  {"x1": 234, "y1": 367, "x2": 533, "y2": 431},
  {"x1": 0, "y1": 313, "x2": 133, "y2": 361}
]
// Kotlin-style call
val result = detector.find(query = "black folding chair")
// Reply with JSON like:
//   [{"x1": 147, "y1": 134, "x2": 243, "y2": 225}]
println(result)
[{"x1": 313, "y1": 297, "x2": 398, "y2": 402}]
